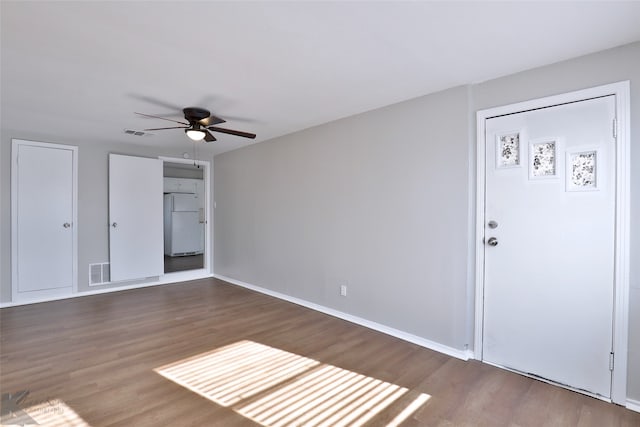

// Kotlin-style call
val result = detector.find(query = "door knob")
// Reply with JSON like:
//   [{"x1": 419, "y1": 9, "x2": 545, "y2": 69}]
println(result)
[
  {"x1": 112, "y1": 222, "x2": 118, "y2": 228},
  {"x1": 63, "y1": 222, "x2": 71, "y2": 228},
  {"x1": 487, "y1": 237, "x2": 498, "y2": 247}
]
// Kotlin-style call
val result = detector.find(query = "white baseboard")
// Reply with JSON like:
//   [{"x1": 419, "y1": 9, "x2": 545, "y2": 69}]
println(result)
[
  {"x1": 627, "y1": 398, "x2": 640, "y2": 413},
  {"x1": 214, "y1": 274, "x2": 472, "y2": 361},
  {"x1": 0, "y1": 273, "x2": 214, "y2": 308}
]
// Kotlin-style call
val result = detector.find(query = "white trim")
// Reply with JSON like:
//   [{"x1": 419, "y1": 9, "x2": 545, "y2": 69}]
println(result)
[
  {"x1": 0, "y1": 273, "x2": 214, "y2": 308},
  {"x1": 627, "y1": 399, "x2": 640, "y2": 413},
  {"x1": 11, "y1": 139, "x2": 79, "y2": 302},
  {"x1": 159, "y1": 156, "x2": 213, "y2": 277},
  {"x1": 474, "y1": 81, "x2": 630, "y2": 405},
  {"x1": 157, "y1": 269, "x2": 211, "y2": 285},
  {"x1": 611, "y1": 81, "x2": 631, "y2": 406},
  {"x1": 215, "y1": 274, "x2": 473, "y2": 361},
  {"x1": 474, "y1": 108, "x2": 487, "y2": 359},
  {"x1": 8, "y1": 286, "x2": 75, "y2": 303},
  {"x1": 81, "y1": 265, "x2": 212, "y2": 295}
]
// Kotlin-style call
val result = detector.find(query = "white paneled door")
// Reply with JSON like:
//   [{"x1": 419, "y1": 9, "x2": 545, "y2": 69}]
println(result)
[
  {"x1": 482, "y1": 96, "x2": 616, "y2": 398},
  {"x1": 12, "y1": 140, "x2": 77, "y2": 301},
  {"x1": 109, "y1": 154, "x2": 163, "y2": 282}
]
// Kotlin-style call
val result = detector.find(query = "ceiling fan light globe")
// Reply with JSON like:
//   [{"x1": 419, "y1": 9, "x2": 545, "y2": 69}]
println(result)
[{"x1": 185, "y1": 129, "x2": 206, "y2": 141}]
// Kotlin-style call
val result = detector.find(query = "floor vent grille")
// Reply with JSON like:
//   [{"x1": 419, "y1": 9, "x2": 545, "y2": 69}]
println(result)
[{"x1": 89, "y1": 262, "x2": 110, "y2": 286}]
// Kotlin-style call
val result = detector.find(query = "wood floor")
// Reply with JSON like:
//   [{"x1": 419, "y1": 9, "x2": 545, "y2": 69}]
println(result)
[
  {"x1": 164, "y1": 254, "x2": 204, "y2": 273},
  {"x1": 1, "y1": 279, "x2": 638, "y2": 426}
]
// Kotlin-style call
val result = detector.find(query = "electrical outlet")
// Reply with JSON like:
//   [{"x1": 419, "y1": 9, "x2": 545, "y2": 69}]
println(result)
[{"x1": 340, "y1": 285, "x2": 347, "y2": 297}]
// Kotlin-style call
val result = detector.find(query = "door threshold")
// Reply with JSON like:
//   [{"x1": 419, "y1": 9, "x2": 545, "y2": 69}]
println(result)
[{"x1": 482, "y1": 359, "x2": 612, "y2": 403}]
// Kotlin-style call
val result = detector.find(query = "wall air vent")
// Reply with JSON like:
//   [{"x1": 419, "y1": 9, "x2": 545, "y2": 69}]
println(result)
[{"x1": 89, "y1": 262, "x2": 111, "y2": 286}]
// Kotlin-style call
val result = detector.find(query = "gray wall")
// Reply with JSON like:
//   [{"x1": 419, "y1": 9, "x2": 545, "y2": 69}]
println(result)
[
  {"x1": 215, "y1": 85, "x2": 473, "y2": 350},
  {"x1": 0, "y1": 130, "x2": 215, "y2": 299},
  {"x1": 214, "y1": 42, "x2": 639, "y2": 400}
]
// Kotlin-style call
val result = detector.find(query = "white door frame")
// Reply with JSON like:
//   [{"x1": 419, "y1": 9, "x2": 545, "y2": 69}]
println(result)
[
  {"x1": 474, "y1": 81, "x2": 630, "y2": 405},
  {"x1": 158, "y1": 156, "x2": 213, "y2": 281},
  {"x1": 11, "y1": 139, "x2": 79, "y2": 301}
]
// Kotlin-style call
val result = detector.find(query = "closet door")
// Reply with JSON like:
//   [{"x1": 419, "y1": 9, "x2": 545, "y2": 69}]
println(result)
[
  {"x1": 109, "y1": 154, "x2": 163, "y2": 281},
  {"x1": 12, "y1": 140, "x2": 77, "y2": 301}
]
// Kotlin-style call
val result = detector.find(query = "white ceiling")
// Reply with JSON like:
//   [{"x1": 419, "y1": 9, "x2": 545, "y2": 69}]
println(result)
[{"x1": 2, "y1": 1, "x2": 639, "y2": 156}]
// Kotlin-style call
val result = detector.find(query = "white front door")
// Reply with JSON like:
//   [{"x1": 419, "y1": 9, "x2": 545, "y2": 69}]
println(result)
[
  {"x1": 12, "y1": 140, "x2": 77, "y2": 301},
  {"x1": 482, "y1": 96, "x2": 616, "y2": 397},
  {"x1": 109, "y1": 154, "x2": 164, "y2": 282}
]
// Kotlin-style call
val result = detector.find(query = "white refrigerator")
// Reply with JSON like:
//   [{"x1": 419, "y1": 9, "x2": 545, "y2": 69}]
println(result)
[{"x1": 164, "y1": 193, "x2": 204, "y2": 256}]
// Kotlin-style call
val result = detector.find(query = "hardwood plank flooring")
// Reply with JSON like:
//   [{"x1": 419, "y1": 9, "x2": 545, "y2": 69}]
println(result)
[
  {"x1": 164, "y1": 254, "x2": 203, "y2": 274},
  {"x1": 1, "y1": 278, "x2": 638, "y2": 426}
]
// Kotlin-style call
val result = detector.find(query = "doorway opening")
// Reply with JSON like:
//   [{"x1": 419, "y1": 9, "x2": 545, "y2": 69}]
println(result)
[{"x1": 162, "y1": 160, "x2": 209, "y2": 274}]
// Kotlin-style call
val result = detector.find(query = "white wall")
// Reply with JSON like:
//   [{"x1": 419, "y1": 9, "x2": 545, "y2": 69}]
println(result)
[
  {"x1": 215, "y1": 85, "x2": 473, "y2": 350},
  {"x1": 214, "y1": 42, "x2": 640, "y2": 401},
  {"x1": 0, "y1": 130, "x2": 215, "y2": 299}
]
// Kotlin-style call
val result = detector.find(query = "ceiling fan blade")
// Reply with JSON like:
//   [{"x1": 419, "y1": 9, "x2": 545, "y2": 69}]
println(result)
[
  {"x1": 144, "y1": 126, "x2": 189, "y2": 131},
  {"x1": 207, "y1": 126, "x2": 256, "y2": 139},
  {"x1": 135, "y1": 112, "x2": 189, "y2": 125},
  {"x1": 128, "y1": 94, "x2": 184, "y2": 112},
  {"x1": 199, "y1": 115, "x2": 226, "y2": 126},
  {"x1": 203, "y1": 130, "x2": 217, "y2": 142},
  {"x1": 216, "y1": 114, "x2": 257, "y2": 123}
]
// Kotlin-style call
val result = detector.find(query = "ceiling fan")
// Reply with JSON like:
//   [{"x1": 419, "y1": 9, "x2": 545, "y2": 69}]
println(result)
[{"x1": 136, "y1": 107, "x2": 256, "y2": 142}]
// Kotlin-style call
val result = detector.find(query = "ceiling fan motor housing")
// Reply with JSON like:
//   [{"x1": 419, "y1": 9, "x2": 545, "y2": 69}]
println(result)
[{"x1": 183, "y1": 107, "x2": 211, "y2": 123}]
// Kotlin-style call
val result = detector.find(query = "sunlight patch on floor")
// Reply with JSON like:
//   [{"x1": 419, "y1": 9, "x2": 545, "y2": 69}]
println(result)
[
  {"x1": 386, "y1": 392, "x2": 431, "y2": 427},
  {"x1": 1, "y1": 398, "x2": 91, "y2": 427},
  {"x1": 155, "y1": 340, "x2": 430, "y2": 426},
  {"x1": 156, "y1": 340, "x2": 321, "y2": 406}
]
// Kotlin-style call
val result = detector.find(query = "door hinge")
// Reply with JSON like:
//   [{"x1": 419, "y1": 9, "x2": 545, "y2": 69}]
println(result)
[
  {"x1": 612, "y1": 118, "x2": 618, "y2": 139},
  {"x1": 609, "y1": 352, "x2": 615, "y2": 371}
]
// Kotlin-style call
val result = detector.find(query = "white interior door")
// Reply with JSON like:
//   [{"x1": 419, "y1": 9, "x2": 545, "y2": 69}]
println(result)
[
  {"x1": 109, "y1": 154, "x2": 163, "y2": 281},
  {"x1": 12, "y1": 140, "x2": 77, "y2": 300},
  {"x1": 482, "y1": 96, "x2": 616, "y2": 397}
]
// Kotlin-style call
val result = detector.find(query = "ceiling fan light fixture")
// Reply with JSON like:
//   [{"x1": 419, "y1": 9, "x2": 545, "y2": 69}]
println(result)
[
  {"x1": 137, "y1": 107, "x2": 255, "y2": 142},
  {"x1": 185, "y1": 129, "x2": 206, "y2": 141}
]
